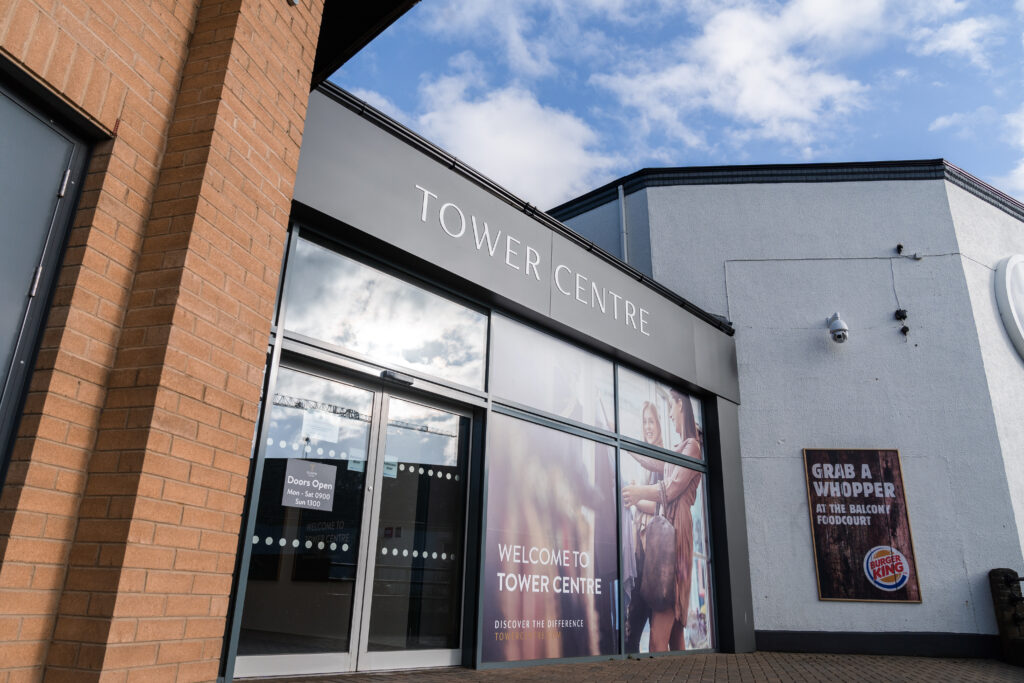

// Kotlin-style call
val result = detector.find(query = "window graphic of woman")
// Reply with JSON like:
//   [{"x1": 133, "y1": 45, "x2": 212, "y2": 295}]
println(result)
[
  {"x1": 621, "y1": 390, "x2": 701, "y2": 651},
  {"x1": 621, "y1": 402, "x2": 663, "y2": 650}
]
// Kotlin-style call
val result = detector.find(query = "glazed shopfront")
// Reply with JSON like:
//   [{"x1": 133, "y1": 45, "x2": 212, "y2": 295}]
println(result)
[{"x1": 222, "y1": 85, "x2": 751, "y2": 679}]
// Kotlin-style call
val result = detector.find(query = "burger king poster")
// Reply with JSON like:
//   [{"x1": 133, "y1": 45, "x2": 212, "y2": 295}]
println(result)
[{"x1": 803, "y1": 449, "x2": 921, "y2": 602}]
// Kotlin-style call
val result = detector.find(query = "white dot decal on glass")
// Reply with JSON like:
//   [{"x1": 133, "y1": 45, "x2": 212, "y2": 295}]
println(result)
[
  {"x1": 279, "y1": 440, "x2": 286, "y2": 448},
  {"x1": 381, "y1": 547, "x2": 388, "y2": 555},
  {"x1": 342, "y1": 543, "x2": 349, "y2": 551},
  {"x1": 392, "y1": 548, "x2": 398, "y2": 556},
  {"x1": 317, "y1": 448, "x2": 323, "y2": 455},
  {"x1": 428, "y1": 469, "x2": 433, "y2": 476},
  {"x1": 265, "y1": 536, "x2": 273, "y2": 545},
  {"x1": 450, "y1": 554, "x2": 455, "y2": 561},
  {"x1": 418, "y1": 467, "x2": 424, "y2": 475},
  {"x1": 329, "y1": 542, "x2": 337, "y2": 551},
  {"x1": 266, "y1": 438, "x2": 274, "y2": 446},
  {"x1": 305, "y1": 540, "x2": 312, "y2": 549},
  {"x1": 292, "y1": 539, "x2": 299, "y2": 548},
  {"x1": 402, "y1": 549, "x2": 409, "y2": 557},
  {"x1": 278, "y1": 538, "x2": 286, "y2": 547},
  {"x1": 317, "y1": 541, "x2": 325, "y2": 550},
  {"x1": 399, "y1": 463, "x2": 405, "y2": 471},
  {"x1": 432, "y1": 552, "x2": 438, "y2": 559},
  {"x1": 437, "y1": 471, "x2": 443, "y2": 478},
  {"x1": 446, "y1": 473, "x2": 452, "y2": 480},
  {"x1": 292, "y1": 443, "x2": 299, "y2": 451},
  {"x1": 454, "y1": 474, "x2": 459, "y2": 481},
  {"x1": 412, "y1": 550, "x2": 418, "y2": 558},
  {"x1": 329, "y1": 450, "x2": 336, "y2": 457},
  {"x1": 252, "y1": 535, "x2": 259, "y2": 544},
  {"x1": 304, "y1": 445, "x2": 311, "y2": 453},
  {"x1": 441, "y1": 553, "x2": 447, "y2": 560}
]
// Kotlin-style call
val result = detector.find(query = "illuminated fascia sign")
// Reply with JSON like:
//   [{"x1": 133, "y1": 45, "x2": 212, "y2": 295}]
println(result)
[{"x1": 416, "y1": 184, "x2": 651, "y2": 338}]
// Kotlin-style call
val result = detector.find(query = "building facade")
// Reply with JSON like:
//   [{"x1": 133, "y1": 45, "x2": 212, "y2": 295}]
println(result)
[
  {"x1": 2, "y1": 2, "x2": 1021, "y2": 681},
  {"x1": 1, "y1": 3, "x2": 756, "y2": 680},
  {"x1": 552, "y1": 161, "x2": 1024, "y2": 655}
]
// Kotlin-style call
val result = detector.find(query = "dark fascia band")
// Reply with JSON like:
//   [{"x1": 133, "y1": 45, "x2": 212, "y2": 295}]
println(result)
[
  {"x1": 314, "y1": 82, "x2": 736, "y2": 336},
  {"x1": 549, "y1": 159, "x2": 1024, "y2": 228},
  {"x1": 755, "y1": 629, "x2": 1000, "y2": 659}
]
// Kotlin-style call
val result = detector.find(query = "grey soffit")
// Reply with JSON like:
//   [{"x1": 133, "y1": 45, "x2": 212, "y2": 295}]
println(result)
[
  {"x1": 312, "y1": 82, "x2": 735, "y2": 337},
  {"x1": 311, "y1": 1, "x2": 420, "y2": 87},
  {"x1": 548, "y1": 159, "x2": 1024, "y2": 226}
]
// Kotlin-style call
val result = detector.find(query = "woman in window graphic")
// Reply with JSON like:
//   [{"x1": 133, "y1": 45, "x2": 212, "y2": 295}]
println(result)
[
  {"x1": 622, "y1": 401, "x2": 663, "y2": 651},
  {"x1": 621, "y1": 390, "x2": 701, "y2": 652}
]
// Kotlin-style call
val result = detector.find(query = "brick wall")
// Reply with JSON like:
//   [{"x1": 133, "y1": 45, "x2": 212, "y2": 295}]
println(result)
[{"x1": 0, "y1": 1, "x2": 324, "y2": 680}]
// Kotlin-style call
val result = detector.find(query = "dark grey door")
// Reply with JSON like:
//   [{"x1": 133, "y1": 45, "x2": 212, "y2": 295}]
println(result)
[{"x1": 0, "y1": 85, "x2": 87, "y2": 476}]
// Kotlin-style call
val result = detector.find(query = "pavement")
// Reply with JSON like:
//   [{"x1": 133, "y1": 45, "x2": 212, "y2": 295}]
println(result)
[{"x1": 244, "y1": 652, "x2": 1023, "y2": 682}]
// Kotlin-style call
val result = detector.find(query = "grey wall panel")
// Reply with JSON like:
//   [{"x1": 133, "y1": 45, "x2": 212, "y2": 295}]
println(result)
[
  {"x1": 561, "y1": 199, "x2": 621, "y2": 259},
  {"x1": 641, "y1": 178, "x2": 1023, "y2": 637},
  {"x1": 295, "y1": 91, "x2": 739, "y2": 399},
  {"x1": 625, "y1": 190, "x2": 652, "y2": 277},
  {"x1": 707, "y1": 396, "x2": 755, "y2": 653},
  {"x1": 946, "y1": 182, "x2": 1024, "y2": 556}
]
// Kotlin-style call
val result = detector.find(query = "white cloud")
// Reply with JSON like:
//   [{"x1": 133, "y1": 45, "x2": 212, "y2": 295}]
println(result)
[
  {"x1": 995, "y1": 160, "x2": 1024, "y2": 198},
  {"x1": 1005, "y1": 105, "x2": 1024, "y2": 149},
  {"x1": 903, "y1": 0, "x2": 968, "y2": 22},
  {"x1": 993, "y1": 105, "x2": 1024, "y2": 199},
  {"x1": 411, "y1": 63, "x2": 618, "y2": 208},
  {"x1": 909, "y1": 16, "x2": 1002, "y2": 69},
  {"x1": 419, "y1": 0, "x2": 686, "y2": 78},
  {"x1": 928, "y1": 106, "x2": 997, "y2": 137},
  {"x1": 591, "y1": 1, "x2": 880, "y2": 152},
  {"x1": 421, "y1": 1, "x2": 556, "y2": 77}
]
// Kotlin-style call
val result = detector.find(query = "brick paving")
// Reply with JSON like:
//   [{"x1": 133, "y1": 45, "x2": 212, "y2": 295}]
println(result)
[{"x1": 245, "y1": 652, "x2": 1023, "y2": 682}]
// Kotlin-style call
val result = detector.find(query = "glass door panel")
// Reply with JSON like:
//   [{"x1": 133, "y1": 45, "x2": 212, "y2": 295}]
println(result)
[
  {"x1": 237, "y1": 367, "x2": 374, "y2": 660},
  {"x1": 233, "y1": 371, "x2": 472, "y2": 677},
  {"x1": 362, "y1": 398, "x2": 469, "y2": 657}
]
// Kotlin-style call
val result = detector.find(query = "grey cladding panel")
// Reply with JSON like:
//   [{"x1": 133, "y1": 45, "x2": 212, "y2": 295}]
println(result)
[
  {"x1": 625, "y1": 190, "x2": 652, "y2": 277},
  {"x1": 295, "y1": 91, "x2": 738, "y2": 399},
  {"x1": 549, "y1": 231, "x2": 698, "y2": 386},
  {"x1": 562, "y1": 200, "x2": 621, "y2": 258}
]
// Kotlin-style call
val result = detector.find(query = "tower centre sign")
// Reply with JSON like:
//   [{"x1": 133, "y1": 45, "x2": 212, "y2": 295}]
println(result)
[
  {"x1": 293, "y1": 89, "x2": 740, "y2": 402},
  {"x1": 416, "y1": 184, "x2": 651, "y2": 338}
]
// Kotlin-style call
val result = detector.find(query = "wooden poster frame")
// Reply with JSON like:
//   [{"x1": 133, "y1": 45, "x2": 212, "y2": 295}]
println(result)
[{"x1": 802, "y1": 448, "x2": 921, "y2": 603}]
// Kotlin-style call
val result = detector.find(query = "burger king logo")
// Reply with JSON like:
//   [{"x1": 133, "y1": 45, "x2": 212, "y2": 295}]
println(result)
[{"x1": 863, "y1": 546, "x2": 909, "y2": 591}]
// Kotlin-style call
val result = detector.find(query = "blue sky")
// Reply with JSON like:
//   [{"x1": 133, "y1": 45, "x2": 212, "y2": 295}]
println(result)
[{"x1": 332, "y1": 0, "x2": 1024, "y2": 210}]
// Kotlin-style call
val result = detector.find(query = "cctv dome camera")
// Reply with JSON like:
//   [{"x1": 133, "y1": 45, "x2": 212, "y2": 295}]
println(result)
[{"x1": 827, "y1": 312, "x2": 848, "y2": 343}]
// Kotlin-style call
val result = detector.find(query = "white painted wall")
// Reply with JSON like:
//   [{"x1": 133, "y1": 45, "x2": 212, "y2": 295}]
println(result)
[
  {"x1": 634, "y1": 179, "x2": 1024, "y2": 635},
  {"x1": 946, "y1": 183, "x2": 1024, "y2": 556}
]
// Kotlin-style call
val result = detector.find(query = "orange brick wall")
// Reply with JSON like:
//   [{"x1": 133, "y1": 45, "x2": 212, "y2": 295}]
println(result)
[{"x1": 0, "y1": 0, "x2": 325, "y2": 681}]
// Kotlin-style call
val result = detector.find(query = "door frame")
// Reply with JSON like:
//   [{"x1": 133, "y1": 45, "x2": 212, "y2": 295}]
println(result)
[
  {"x1": 0, "y1": 79, "x2": 91, "y2": 487},
  {"x1": 228, "y1": 356, "x2": 479, "y2": 679}
]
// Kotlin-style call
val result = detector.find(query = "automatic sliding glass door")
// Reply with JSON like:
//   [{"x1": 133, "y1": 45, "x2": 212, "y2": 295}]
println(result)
[
  {"x1": 357, "y1": 397, "x2": 469, "y2": 669},
  {"x1": 232, "y1": 366, "x2": 469, "y2": 677}
]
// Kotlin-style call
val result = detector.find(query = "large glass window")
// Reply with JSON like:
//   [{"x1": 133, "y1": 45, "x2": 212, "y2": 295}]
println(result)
[
  {"x1": 619, "y1": 450, "x2": 713, "y2": 653},
  {"x1": 283, "y1": 237, "x2": 488, "y2": 389},
  {"x1": 481, "y1": 413, "x2": 620, "y2": 663},
  {"x1": 617, "y1": 367, "x2": 704, "y2": 461},
  {"x1": 489, "y1": 314, "x2": 614, "y2": 431},
  {"x1": 231, "y1": 226, "x2": 717, "y2": 676}
]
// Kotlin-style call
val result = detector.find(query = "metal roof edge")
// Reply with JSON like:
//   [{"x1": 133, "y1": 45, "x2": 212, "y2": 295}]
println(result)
[{"x1": 547, "y1": 159, "x2": 1024, "y2": 227}]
